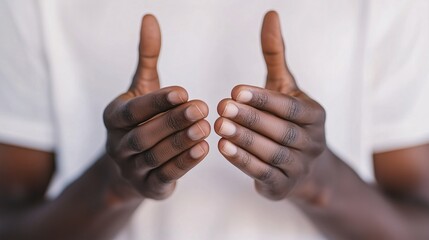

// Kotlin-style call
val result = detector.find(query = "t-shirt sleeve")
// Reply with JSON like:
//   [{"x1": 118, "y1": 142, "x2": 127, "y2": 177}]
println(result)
[
  {"x1": 370, "y1": 1, "x2": 429, "y2": 153},
  {"x1": 0, "y1": 1, "x2": 55, "y2": 152}
]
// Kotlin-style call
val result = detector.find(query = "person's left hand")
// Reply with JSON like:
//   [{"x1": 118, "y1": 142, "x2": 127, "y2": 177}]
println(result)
[{"x1": 215, "y1": 11, "x2": 327, "y2": 200}]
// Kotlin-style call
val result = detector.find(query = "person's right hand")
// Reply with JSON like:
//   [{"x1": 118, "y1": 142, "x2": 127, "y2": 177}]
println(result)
[{"x1": 103, "y1": 15, "x2": 210, "y2": 200}]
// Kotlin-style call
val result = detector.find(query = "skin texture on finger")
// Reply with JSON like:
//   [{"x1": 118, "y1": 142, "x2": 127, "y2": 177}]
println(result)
[
  {"x1": 217, "y1": 99, "x2": 313, "y2": 150},
  {"x1": 215, "y1": 117, "x2": 305, "y2": 178},
  {"x1": 104, "y1": 86, "x2": 189, "y2": 129},
  {"x1": 136, "y1": 120, "x2": 210, "y2": 169},
  {"x1": 121, "y1": 119, "x2": 211, "y2": 178},
  {"x1": 116, "y1": 100, "x2": 208, "y2": 157},
  {"x1": 230, "y1": 85, "x2": 325, "y2": 125},
  {"x1": 131, "y1": 14, "x2": 162, "y2": 95},
  {"x1": 142, "y1": 141, "x2": 209, "y2": 200},
  {"x1": 218, "y1": 139, "x2": 292, "y2": 200},
  {"x1": 261, "y1": 11, "x2": 297, "y2": 93}
]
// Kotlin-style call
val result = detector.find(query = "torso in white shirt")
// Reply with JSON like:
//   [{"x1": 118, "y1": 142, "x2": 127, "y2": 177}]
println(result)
[
  {"x1": 40, "y1": 1, "x2": 366, "y2": 239},
  {"x1": 2, "y1": 0, "x2": 429, "y2": 239}
]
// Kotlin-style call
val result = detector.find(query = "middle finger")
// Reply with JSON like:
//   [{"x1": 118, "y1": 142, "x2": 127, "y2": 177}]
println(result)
[
  {"x1": 119, "y1": 100, "x2": 208, "y2": 157},
  {"x1": 215, "y1": 118, "x2": 305, "y2": 178},
  {"x1": 217, "y1": 99, "x2": 311, "y2": 150}
]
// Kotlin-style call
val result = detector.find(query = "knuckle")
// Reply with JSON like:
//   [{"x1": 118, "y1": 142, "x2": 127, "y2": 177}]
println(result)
[
  {"x1": 121, "y1": 102, "x2": 136, "y2": 124},
  {"x1": 170, "y1": 132, "x2": 185, "y2": 150},
  {"x1": 251, "y1": 92, "x2": 268, "y2": 108},
  {"x1": 281, "y1": 125, "x2": 298, "y2": 146},
  {"x1": 127, "y1": 133, "x2": 144, "y2": 152},
  {"x1": 256, "y1": 167, "x2": 274, "y2": 183},
  {"x1": 239, "y1": 109, "x2": 260, "y2": 128},
  {"x1": 270, "y1": 147, "x2": 292, "y2": 166},
  {"x1": 239, "y1": 130, "x2": 255, "y2": 148},
  {"x1": 238, "y1": 152, "x2": 252, "y2": 169},
  {"x1": 156, "y1": 170, "x2": 174, "y2": 184},
  {"x1": 174, "y1": 155, "x2": 188, "y2": 171},
  {"x1": 151, "y1": 93, "x2": 171, "y2": 110},
  {"x1": 165, "y1": 111, "x2": 183, "y2": 130},
  {"x1": 284, "y1": 98, "x2": 300, "y2": 120},
  {"x1": 138, "y1": 150, "x2": 159, "y2": 168}
]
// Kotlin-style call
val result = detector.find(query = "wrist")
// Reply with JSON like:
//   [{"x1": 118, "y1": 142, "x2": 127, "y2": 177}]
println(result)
[
  {"x1": 290, "y1": 147, "x2": 339, "y2": 208},
  {"x1": 97, "y1": 154, "x2": 144, "y2": 206}
]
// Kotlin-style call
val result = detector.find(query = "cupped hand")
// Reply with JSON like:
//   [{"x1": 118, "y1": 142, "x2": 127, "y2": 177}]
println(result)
[
  {"x1": 103, "y1": 15, "x2": 210, "y2": 200},
  {"x1": 215, "y1": 11, "x2": 327, "y2": 201}
]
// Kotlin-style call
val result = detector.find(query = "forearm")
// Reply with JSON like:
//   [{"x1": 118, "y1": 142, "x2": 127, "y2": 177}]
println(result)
[
  {"x1": 0, "y1": 154, "x2": 143, "y2": 240},
  {"x1": 292, "y1": 149, "x2": 429, "y2": 240}
]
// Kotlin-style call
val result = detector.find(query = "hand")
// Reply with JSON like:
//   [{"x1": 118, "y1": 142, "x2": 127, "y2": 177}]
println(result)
[
  {"x1": 215, "y1": 11, "x2": 326, "y2": 201},
  {"x1": 103, "y1": 15, "x2": 210, "y2": 200}
]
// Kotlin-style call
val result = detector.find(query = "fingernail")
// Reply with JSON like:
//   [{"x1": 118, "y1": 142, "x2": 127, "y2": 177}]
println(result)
[
  {"x1": 236, "y1": 90, "x2": 253, "y2": 103},
  {"x1": 190, "y1": 144, "x2": 205, "y2": 159},
  {"x1": 187, "y1": 123, "x2": 206, "y2": 141},
  {"x1": 185, "y1": 105, "x2": 205, "y2": 121},
  {"x1": 167, "y1": 91, "x2": 185, "y2": 105},
  {"x1": 222, "y1": 103, "x2": 239, "y2": 118},
  {"x1": 219, "y1": 120, "x2": 236, "y2": 136},
  {"x1": 222, "y1": 141, "x2": 238, "y2": 156}
]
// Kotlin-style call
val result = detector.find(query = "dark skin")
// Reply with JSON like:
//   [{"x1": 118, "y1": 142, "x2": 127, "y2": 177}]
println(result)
[
  {"x1": 215, "y1": 12, "x2": 429, "y2": 239},
  {"x1": 103, "y1": 15, "x2": 211, "y2": 200},
  {"x1": 1, "y1": 11, "x2": 429, "y2": 240},
  {"x1": 0, "y1": 15, "x2": 210, "y2": 240}
]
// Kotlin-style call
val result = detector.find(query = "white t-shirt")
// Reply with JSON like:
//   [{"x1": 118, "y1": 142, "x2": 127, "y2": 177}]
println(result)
[{"x1": 1, "y1": 0, "x2": 429, "y2": 239}]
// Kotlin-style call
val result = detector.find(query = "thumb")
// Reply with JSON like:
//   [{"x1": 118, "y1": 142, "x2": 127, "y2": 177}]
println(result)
[
  {"x1": 130, "y1": 14, "x2": 161, "y2": 95},
  {"x1": 261, "y1": 11, "x2": 297, "y2": 93}
]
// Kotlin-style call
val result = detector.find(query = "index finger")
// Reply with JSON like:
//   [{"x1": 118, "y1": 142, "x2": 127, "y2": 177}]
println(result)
[
  {"x1": 104, "y1": 86, "x2": 188, "y2": 129},
  {"x1": 231, "y1": 85, "x2": 325, "y2": 125}
]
